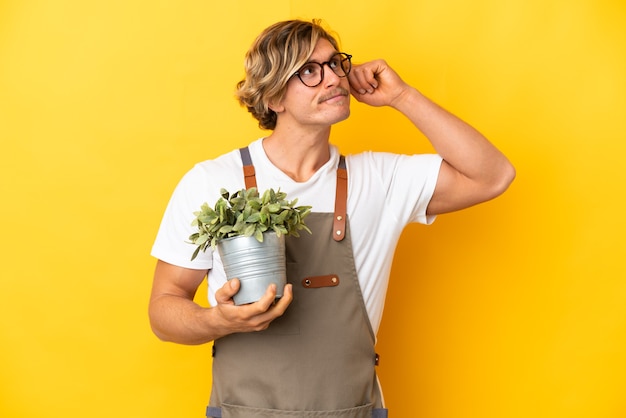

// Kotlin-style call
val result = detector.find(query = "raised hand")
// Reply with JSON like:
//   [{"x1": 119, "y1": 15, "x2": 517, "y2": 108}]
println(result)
[{"x1": 348, "y1": 59, "x2": 410, "y2": 108}]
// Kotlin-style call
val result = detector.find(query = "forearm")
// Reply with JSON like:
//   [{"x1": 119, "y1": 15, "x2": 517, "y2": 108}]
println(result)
[
  {"x1": 149, "y1": 295, "x2": 228, "y2": 345},
  {"x1": 148, "y1": 261, "x2": 294, "y2": 345},
  {"x1": 392, "y1": 87, "x2": 515, "y2": 190},
  {"x1": 350, "y1": 59, "x2": 513, "y2": 188},
  {"x1": 148, "y1": 260, "x2": 233, "y2": 345}
]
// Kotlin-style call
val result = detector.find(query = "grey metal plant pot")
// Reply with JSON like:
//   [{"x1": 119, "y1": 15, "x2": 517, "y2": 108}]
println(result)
[{"x1": 217, "y1": 232, "x2": 286, "y2": 305}]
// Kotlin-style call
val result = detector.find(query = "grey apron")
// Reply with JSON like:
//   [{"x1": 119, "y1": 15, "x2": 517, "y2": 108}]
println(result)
[{"x1": 206, "y1": 148, "x2": 388, "y2": 418}]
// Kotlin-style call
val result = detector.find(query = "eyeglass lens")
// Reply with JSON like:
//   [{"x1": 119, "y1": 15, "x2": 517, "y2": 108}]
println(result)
[{"x1": 296, "y1": 53, "x2": 352, "y2": 87}]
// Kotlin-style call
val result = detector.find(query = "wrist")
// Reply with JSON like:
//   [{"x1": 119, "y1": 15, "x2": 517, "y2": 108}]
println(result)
[{"x1": 389, "y1": 86, "x2": 422, "y2": 112}]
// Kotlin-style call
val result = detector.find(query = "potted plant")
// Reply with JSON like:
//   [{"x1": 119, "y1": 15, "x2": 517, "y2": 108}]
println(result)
[{"x1": 188, "y1": 187, "x2": 312, "y2": 305}]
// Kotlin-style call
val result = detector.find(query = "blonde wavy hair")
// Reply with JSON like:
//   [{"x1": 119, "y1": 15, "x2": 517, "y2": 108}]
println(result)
[{"x1": 236, "y1": 19, "x2": 340, "y2": 130}]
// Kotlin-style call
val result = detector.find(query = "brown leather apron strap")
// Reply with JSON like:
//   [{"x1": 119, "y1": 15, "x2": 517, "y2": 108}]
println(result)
[
  {"x1": 239, "y1": 147, "x2": 257, "y2": 189},
  {"x1": 333, "y1": 155, "x2": 347, "y2": 242},
  {"x1": 302, "y1": 274, "x2": 340, "y2": 288}
]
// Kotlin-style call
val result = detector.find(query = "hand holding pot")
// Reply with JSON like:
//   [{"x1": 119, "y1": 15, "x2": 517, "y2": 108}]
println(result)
[{"x1": 214, "y1": 279, "x2": 293, "y2": 333}]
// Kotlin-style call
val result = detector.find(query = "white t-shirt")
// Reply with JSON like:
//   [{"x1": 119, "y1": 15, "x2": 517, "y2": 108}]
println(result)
[{"x1": 151, "y1": 138, "x2": 442, "y2": 334}]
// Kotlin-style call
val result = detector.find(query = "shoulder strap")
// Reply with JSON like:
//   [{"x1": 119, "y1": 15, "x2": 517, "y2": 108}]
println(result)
[
  {"x1": 333, "y1": 155, "x2": 347, "y2": 242},
  {"x1": 239, "y1": 147, "x2": 257, "y2": 189}
]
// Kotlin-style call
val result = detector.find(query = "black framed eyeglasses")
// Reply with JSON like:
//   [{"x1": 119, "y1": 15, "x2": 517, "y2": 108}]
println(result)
[{"x1": 293, "y1": 52, "x2": 353, "y2": 87}]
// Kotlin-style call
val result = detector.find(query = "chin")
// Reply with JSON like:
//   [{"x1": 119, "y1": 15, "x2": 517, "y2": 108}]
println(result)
[{"x1": 331, "y1": 108, "x2": 351, "y2": 125}]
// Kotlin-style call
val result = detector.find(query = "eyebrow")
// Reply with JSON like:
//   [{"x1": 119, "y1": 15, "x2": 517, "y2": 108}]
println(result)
[{"x1": 305, "y1": 51, "x2": 340, "y2": 64}]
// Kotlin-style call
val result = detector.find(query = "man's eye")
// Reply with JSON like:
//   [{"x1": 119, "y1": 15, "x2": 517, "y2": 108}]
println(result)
[
  {"x1": 300, "y1": 64, "x2": 318, "y2": 76},
  {"x1": 329, "y1": 58, "x2": 340, "y2": 69}
]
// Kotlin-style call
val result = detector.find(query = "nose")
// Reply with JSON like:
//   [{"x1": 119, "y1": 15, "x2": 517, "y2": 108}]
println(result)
[{"x1": 322, "y1": 64, "x2": 341, "y2": 86}]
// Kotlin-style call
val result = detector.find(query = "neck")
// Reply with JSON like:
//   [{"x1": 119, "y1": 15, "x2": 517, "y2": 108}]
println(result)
[{"x1": 262, "y1": 127, "x2": 332, "y2": 182}]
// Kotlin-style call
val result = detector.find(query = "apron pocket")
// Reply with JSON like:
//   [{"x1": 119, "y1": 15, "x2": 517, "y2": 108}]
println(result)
[{"x1": 220, "y1": 402, "x2": 375, "y2": 418}]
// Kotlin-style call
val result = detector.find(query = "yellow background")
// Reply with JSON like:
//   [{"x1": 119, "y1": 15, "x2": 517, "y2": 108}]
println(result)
[{"x1": 1, "y1": 1, "x2": 625, "y2": 417}]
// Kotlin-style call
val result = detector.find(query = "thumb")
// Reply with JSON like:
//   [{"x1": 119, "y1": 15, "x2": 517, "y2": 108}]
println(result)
[{"x1": 216, "y1": 278, "x2": 240, "y2": 304}]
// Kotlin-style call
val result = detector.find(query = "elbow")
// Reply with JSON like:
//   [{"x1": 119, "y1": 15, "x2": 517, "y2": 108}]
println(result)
[
  {"x1": 148, "y1": 315, "x2": 170, "y2": 342},
  {"x1": 148, "y1": 303, "x2": 176, "y2": 343},
  {"x1": 501, "y1": 160, "x2": 517, "y2": 191},
  {"x1": 149, "y1": 322, "x2": 170, "y2": 342},
  {"x1": 489, "y1": 161, "x2": 516, "y2": 199}
]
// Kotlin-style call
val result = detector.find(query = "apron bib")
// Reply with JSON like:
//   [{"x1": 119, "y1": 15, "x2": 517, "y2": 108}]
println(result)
[{"x1": 206, "y1": 149, "x2": 387, "y2": 418}]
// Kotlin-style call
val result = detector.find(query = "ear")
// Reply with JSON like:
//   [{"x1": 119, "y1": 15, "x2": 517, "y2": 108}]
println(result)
[{"x1": 268, "y1": 99, "x2": 285, "y2": 113}]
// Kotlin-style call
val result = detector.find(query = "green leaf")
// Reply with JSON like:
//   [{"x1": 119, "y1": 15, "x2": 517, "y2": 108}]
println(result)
[
  {"x1": 194, "y1": 234, "x2": 209, "y2": 245},
  {"x1": 274, "y1": 209, "x2": 289, "y2": 224},
  {"x1": 273, "y1": 224, "x2": 288, "y2": 236},
  {"x1": 275, "y1": 189, "x2": 287, "y2": 200},
  {"x1": 261, "y1": 189, "x2": 271, "y2": 205},
  {"x1": 243, "y1": 223, "x2": 256, "y2": 237},
  {"x1": 267, "y1": 202, "x2": 281, "y2": 213},
  {"x1": 246, "y1": 212, "x2": 261, "y2": 223},
  {"x1": 254, "y1": 227, "x2": 264, "y2": 242},
  {"x1": 242, "y1": 204, "x2": 251, "y2": 219},
  {"x1": 232, "y1": 218, "x2": 245, "y2": 232},
  {"x1": 218, "y1": 225, "x2": 234, "y2": 234},
  {"x1": 248, "y1": 199, "x2": 261, "y2": 211}
]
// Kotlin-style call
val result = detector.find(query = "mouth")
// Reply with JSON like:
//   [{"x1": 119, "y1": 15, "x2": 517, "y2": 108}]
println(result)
[{"x1": 319, "y1": 88, "x2": 349, "y2": 104}]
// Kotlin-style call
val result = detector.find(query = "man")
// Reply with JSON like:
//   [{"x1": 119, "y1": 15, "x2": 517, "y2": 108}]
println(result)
[{"x1": 149, "y1": 19, "x2": 515, "y2": 417}]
